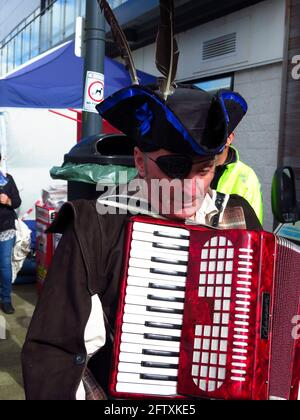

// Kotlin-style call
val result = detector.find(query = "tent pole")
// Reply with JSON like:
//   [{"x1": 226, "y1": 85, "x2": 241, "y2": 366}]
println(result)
[{"x1": 82, "y1": 0, "x2": 105, "y2": 139}]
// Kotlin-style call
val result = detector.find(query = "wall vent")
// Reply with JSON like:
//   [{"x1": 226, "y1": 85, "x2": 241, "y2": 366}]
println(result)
[{"x1": 202, "y1": 33, "x2": 237, "y2": 61}]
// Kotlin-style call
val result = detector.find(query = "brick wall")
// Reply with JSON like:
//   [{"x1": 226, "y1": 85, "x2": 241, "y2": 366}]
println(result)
[{"x1": 234, "y1": 63, "x2": 283, "y2": 232}]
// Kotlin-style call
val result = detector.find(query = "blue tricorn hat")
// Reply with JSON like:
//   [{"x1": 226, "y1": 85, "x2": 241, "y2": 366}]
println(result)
[{"x1": 96, "y1": 84, "x2": 247, "y2": 157}]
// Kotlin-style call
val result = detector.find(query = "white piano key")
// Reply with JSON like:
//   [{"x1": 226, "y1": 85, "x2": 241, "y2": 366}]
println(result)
[
  {"x1": 125, "y1": 295, "x2": 185, "y2": 310},
  {"x1": 118, "y1": 362, "x2": 178, "y2": 376},
  {"x1": 117, "y1": 372, "x2": 177, "y2": 386},
  {"x1": 116, "y1": 382, "x2": 177, "y2": 396},
  {"x1": 132, "y1": 231, "x2": 189, "y2": 248},
  {"x1": 128, "y1": 257, "x2": 188, "y2": 273},
  {"x1": 128, "y1": 267, "x2": 187, "y2": 282},
  {"x1": 119, "y1": 352, "x2": 179, "y2": 365},
  {"x1": 124, "y1": 304, "x2": 183, "y2": 320},
  {"x1": 122, "y1": 323, "x2": 182, "y2": 338},
  {"x1": 127, "y1": 276, "x2": 186, "y2": 289},
  {"x1": 121, "y1": 333, "x2": 180, "y2": 349},
  {"x1": 133, "y1": 222, "x2": 190, "y2": 237},
  {"x1": 126, "y1": 285, "x2": 185, "y2": 299},
  {"x1": 123, "y1": 313, "x2": 183, "y2": 327},
  {"x1": 120, "y1": 342, "x2": 180, "y2": 355}
]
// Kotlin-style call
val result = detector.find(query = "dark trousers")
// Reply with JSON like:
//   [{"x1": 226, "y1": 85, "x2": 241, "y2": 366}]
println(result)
[{"x1": 0, "y1": 237, "x2": 15, "y2": 304}]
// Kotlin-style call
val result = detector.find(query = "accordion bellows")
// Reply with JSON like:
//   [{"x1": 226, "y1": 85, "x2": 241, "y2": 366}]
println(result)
[{"x1": 110, "y1": 216, "x2": 300, "y2": 400}]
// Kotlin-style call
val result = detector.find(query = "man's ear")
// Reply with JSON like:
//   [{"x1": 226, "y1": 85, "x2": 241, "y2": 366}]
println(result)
[
  {"x1": 226, "y1": 132, "x2": 235, "y2": 147},
  {"x1": 134, "y1": 147, "x2": 146, "y2": 178}
]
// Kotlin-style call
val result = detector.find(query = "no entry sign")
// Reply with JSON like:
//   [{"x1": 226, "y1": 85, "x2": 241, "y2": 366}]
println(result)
[{"x1": 83, "y1": 71, "x2": 105, "y2": 113}]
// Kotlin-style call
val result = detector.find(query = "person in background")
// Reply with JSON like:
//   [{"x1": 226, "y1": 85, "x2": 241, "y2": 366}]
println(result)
[
  {"x1": 0, "y1": 155, "x2": 22, "y2": 314},
  {"x1": 211, "y1": 92, "x2": 264, "y2": 225}
]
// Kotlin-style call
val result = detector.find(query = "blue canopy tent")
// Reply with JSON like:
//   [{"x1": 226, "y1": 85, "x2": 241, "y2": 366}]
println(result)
[{"x1": 0, "y1": 40, "x2": 155, "y2": 108}]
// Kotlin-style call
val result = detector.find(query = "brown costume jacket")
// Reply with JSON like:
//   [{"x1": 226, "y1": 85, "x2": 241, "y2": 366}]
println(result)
[{"x1": 22, "y1": 196, "x2": 262, "y2": 400}]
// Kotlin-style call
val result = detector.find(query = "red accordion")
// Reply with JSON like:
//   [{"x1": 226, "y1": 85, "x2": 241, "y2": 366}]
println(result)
[{"x1": 110, "y1": 216, "x2": 300, "y2": 400}]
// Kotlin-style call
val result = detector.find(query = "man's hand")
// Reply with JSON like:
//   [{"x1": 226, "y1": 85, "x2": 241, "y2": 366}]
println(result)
[{"x1": 0, "y1": 194, "x2": 12, "y2": 206}]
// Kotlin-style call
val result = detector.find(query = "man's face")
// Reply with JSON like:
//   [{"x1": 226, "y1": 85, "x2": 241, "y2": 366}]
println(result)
[{"x1": 134, "y1": 147, "x2": 216, "y2": 220}]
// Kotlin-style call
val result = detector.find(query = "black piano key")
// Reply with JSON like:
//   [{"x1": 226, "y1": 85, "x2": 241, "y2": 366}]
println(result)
[
  {"x1": 153, "y1": 231, "x2": 190, "y2": 240},
  {"x1": 141, "y1": 361, "x2": 178, "y2": 369},
  {"x1": 145, "y1": 321, "x2": 182, "y2": 330},
  {"x1": 153, "y1": 242, "x2": 189, "y2": 252},
  {"x1": 142, "y1": 349, "x2": 180, "y2": 357},
  {"x1": 151, "y1": 256, "x2": 188, "y2": 267},
  {"x1": 140, "y1": 374, "x2": 178, "y2": 382},
  {"x1": 144, "y1": 333, "x2": 181, "y2": 342},
  {"x1": 146, "y1": 306, "x2": 184, "y2": 315},
  {"x1": 150, "y1": 268, "x2": 187, "y2": 277},
  {"x1": 147, "y1": 294, "x2": 185, "y2": 303},
  {"x1": 149, "y1": 283, "x2": 186, "y2": 292}
]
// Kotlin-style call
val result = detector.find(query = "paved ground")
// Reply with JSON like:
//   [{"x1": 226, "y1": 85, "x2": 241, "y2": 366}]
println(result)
[{"x1": 0, "y1": 285, "x2": 37, "y2": 400}]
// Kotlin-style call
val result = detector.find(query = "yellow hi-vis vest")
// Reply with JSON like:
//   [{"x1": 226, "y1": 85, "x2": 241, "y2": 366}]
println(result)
[{"x1": 216, "y1": 148, "x2": 264, "y2": 224}]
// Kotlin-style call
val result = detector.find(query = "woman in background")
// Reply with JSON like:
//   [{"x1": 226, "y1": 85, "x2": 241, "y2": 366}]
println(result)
[{"x1": 0, "y1": 155, "x2": 21, "y2": 314}]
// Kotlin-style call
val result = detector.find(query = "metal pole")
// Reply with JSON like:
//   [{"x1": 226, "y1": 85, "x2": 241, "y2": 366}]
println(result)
[{"x1": 82, "y1": 0, "x2": 105, "y2": 139}]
